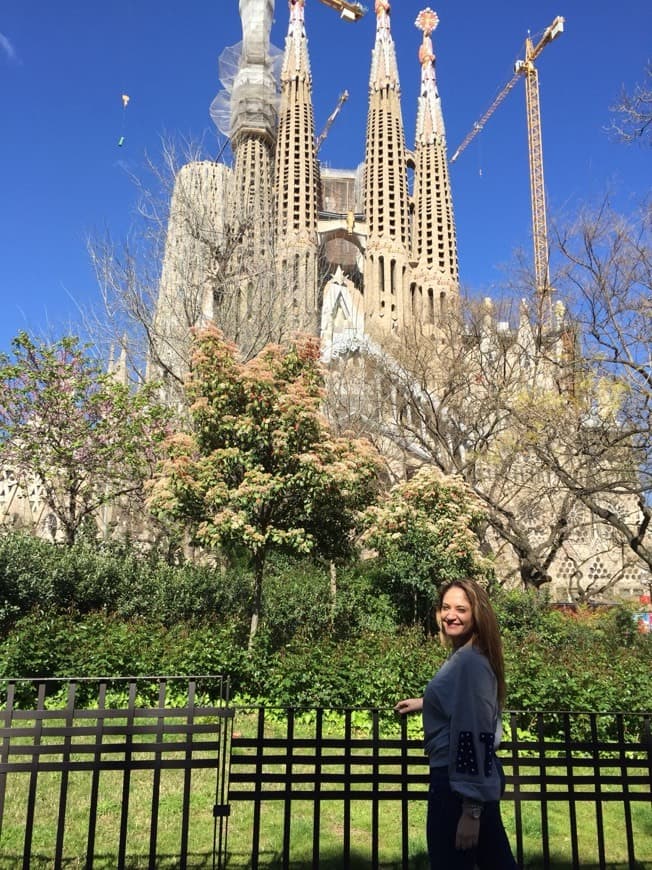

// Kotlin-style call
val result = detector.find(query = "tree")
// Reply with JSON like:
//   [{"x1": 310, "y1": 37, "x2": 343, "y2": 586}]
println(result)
[
  {"x1": 537, "y1": 199, "x2": 652, "y2": 581},
  {"x1": 359, "y1": 465, "x2": 493, "y2": 630},
  {"x1": 325, "y1": 213, "x2": 652, "y2": 599},
  {"x1": 148, "y1": 326, "x2": 381, "y2": 645},
  {"x1": 0, "y1": 332, "x2": 170, "y2": 545},
  {"x1": 609, "y1": 62, "x2": 652, "y2": 145},
  {"x1": 325, "y1": 299, "x2": 586, "y2": 591},
  {"x1": 86, "y1": 137, "x2": 329, "y2": 404}
]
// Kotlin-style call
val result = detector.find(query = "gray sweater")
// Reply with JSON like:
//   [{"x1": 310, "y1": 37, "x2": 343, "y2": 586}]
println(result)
[{"x1": 422, "y1": 643, "x2": 502, "y2": 803}]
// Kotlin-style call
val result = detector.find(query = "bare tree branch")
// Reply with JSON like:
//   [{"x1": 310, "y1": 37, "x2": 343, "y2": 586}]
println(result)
[{"x1": 608, "y1": 62, "x2": 652, "y2": 145}]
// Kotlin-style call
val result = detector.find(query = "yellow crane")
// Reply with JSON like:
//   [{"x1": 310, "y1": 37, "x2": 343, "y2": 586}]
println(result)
[
  {"x1": 450, "y1": 16, "x2": 565, "y2": 296},
  {"x1": 317, "y1": 0, "x2": 367, "y2": 23}
]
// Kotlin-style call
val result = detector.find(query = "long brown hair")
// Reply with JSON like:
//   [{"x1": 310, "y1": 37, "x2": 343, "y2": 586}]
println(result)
[{"x1": 437, "y1": 579, "x2": 506, "y2": 709}]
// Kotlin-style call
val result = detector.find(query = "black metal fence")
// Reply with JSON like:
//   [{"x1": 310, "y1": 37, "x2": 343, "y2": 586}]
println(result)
[
  {"x1": 0, "y1": 679, "x2": 650, "y2": 869},
  {"x1": 0, "y1": 676, "x2": 232, "y2": 870},
  {"x1": 227, "y1": 706, "x2": 652, "y2": 869}
]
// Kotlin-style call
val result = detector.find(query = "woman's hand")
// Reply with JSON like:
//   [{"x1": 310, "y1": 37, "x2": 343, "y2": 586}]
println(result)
[
  {"x1": 455, "y1": 810, "x2": 481, "y2": 850},
  {"x1": 394, "y1": 697, "x2": 423, "y2": 715}
]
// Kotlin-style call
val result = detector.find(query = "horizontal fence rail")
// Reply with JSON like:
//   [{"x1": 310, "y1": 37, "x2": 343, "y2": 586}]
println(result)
[{"x1": 227, "y1": 706, "x2": 652, "y2": 870}]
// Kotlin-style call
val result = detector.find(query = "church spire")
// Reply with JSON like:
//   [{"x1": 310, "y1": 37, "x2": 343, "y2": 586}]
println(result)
[
  {"x1": 274, "y1": 0, "x2": 321, "y2": 335},
  {"x1": 410, "y1": 8, "x2": 459, "y2": 326},
  {"x1": 363, "y1": 0, "x2": 410, "y2": 337},
  {"x1": 228, "y1": 0, "x2": 278, "y2": 353},
  {"x1": 229, "y1": 0, "x2": 277, "y2": 254}
]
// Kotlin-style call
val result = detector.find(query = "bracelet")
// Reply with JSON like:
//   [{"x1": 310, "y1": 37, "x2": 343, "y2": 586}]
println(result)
[{"x1": 462, "y1": 801, "x2": 483, "y2": 819}]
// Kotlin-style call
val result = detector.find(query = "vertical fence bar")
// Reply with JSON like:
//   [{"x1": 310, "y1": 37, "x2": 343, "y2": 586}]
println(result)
[
  {"x1": 343, "y1": 708, "x2": 352, "y2": 868},
  {"x1": 371, "y1": 709, "x2": 380, "y2": 869},
  {"x1": 117, "y1": 679, "x2": 137, "y2": 869},
  {"x1": 617, "y1": 713, "x2": 636, "y2": 867},
  {"x1": 179, "y1": 679, "x2": 197, "y2": 870},
  {"x1": 0, "y1": 681, "x2": 16, "y2": 840},
  {"x1": 508, "y1": 711, "x2": 524, "y2": 869},
  {"x1": 282, "y1": 708, "x2": 295, "y2": 870},
  {"x1": 589, "y1": 713, "x2": 606, "y2": 869},
  {"x1": 148, "y1": 678, "x2": 167, "y2": 870},
  {"x1": 54, "y1": 679, "x2": 77, "y2": 867},
  {"x1": 250, "y1": 707, "x2": 265, "y2": 870},
  {"x1": 213, "y1": 688, "x2": 233, "y2": 870},
  {"x1": 23, "y1": 681, "x2": 47, "y2": 870},
  {"x1": 399, "y1": 714, "x2": 409, "y2": 869},
  {"x1": 536, "y1": 712, "x2": 550, "y2": 869},
  {"x1": 86, "y1": 681, "x2": 107, "y2": 867},
  {"x1": 24, "y1": 683, "x2": 44, "y2": 866},
  {"x1": 312, "y1": 708, "x2": 323, "y2": 868},
  {"x1": 562, "y1": 712, "x2": 579, "y2": 868}
]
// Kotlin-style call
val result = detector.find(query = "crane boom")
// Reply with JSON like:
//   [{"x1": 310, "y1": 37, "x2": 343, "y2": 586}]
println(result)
[
  {"x1": 450, "y1": 73, "x2": 520, "y2": 163},
  {"x1": 450, "y1": 15, "x2": 565, "y2": 296},
  {"x1": 316, "y1": 90, "x2": 349, "y2": 152},
  {"x1": 317, "y1": 0, "x2": 367, "y2": 22}
]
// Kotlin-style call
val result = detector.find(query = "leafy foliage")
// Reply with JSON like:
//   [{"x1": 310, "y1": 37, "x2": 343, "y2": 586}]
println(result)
[
  {"x1": 0, "y1": 532, "x2": 649, "y2": 727},
  {"x1": 148, "y1": 327, "x2": 381, "y2": 642},
  {"x1": 0, "y1": 532, "x2": 250, "y2": 632},
  {"x1": 0, "y1": 332, "x2": 170, "y2": 544},
  {"x1": 1, "y1": 601, "x2": 648, "y2": 730},
  {"x1": 359, "y1": 466, "x2": 493, "y2": 629}
]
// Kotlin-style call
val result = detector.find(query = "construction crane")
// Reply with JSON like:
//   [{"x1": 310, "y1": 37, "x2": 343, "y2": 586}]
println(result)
[
  {"x1": 316, "y1": 90, "x2": 349, "y2": 151},
  {"x1": 450, "y1": 16, "x2": 565, "y2": 296},
  {"x1": 312, "y1": 2, "x2": 363, "y2": 148},
  {"x1": 317, "y1": 0, "x2": 367, "y2": 23}
]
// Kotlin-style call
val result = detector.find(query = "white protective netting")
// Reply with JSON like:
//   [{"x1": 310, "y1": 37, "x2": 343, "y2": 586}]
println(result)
[{"x1": 210, "y1": 41, "x2": 283, "y2": 137}]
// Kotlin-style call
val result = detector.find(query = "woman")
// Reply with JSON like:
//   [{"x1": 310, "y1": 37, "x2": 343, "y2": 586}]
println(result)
[{"x1": 395, "y1": 578, "x2": 518, "y2": 869}]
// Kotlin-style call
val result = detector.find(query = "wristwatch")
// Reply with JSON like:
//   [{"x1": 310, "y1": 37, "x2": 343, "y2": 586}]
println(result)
[{"x1": 463, "y1": 802, "x2": 483, "y2": 819}]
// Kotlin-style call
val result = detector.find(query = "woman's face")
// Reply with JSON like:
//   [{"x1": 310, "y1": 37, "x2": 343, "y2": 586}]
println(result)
[{"x1": 440, "y1": 586, "x2": 475, "y2": 647}]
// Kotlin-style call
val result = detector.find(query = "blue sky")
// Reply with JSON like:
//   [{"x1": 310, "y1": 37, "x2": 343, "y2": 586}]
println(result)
[{"x1": 1, "y1": 0, "x2": 650, "y2": 355}]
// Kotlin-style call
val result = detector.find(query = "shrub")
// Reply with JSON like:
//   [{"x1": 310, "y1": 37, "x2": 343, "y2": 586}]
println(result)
[
  {"x1": 0, "y1": 532, "x2": 649, "y2": 727},
  {"x1": 249, "y1": 629, "x2": 446, "y2": 709},
  {"x1": 0, "y1": 531, "x2": 254, "y2": 630},
  {"x1": 0, "y1": 532, "x2": 59, "y2": 629}
]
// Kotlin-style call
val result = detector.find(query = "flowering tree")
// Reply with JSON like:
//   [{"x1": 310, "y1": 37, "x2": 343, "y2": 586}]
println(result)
[
  {"x1": 0, "y1": 332, "x2": 170, "y2": 545},
  {"x1": 148, "y1": 326, "x2": 381, "y2": 644},
  {"x1": 359, "y1": 466, "x2": 493, "y2": 629}
]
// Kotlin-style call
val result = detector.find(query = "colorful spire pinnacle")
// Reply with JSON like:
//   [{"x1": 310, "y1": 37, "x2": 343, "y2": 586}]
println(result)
[{"x1": 415, "y1": 7, "x2": 444, "y2": 142}]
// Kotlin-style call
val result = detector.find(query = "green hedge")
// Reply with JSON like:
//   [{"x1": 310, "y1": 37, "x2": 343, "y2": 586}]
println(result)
[
  {"x1": 1, "y1": 608, "x2": 648, "y2": 718},
  {"x1": 0, "y1": 532, "x2": 649, "y2": 723},
  {"x1": 0, "y1": 534, "x2": 393, "y2": 639}
]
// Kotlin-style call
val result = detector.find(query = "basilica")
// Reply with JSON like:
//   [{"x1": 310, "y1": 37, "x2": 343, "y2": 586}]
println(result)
[{"x1": 1, "y1": 0, "x2": 646, "y2": 603}]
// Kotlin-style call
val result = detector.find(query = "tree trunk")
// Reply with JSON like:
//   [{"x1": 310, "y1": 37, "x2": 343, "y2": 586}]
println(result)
[
  {"x1": 248, "y1": 555, "x2": 265, "y2": 650},
  {"x1": 329, "y1": 560, "x2": 337, "y2": 622}
]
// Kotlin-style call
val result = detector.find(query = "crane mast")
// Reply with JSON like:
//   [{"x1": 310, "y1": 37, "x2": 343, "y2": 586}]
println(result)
[
  {"x1": 451, "y1": 16, "x2": 564, "y2": 298},
  {"x1": 521, "y1": 40, "x2": 550, "y2": 296}
]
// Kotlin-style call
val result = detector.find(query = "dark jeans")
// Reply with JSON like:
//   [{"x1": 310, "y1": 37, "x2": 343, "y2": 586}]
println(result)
[{"x1": 427, "y1": 765, "x2": 518, "y2": 870}]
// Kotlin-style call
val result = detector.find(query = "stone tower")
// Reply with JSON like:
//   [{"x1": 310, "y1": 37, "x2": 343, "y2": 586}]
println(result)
[
  {"x1": 229, "y1": 0, "x2": 277, "y2": 247},
  {"x1": 362, "y1": 0, "x2": 411, "y2": 339},
  {"x1": 410, "y1": 8, "x2": 459, "y2": 330},
  {"x1": 223, "y1": 0, "x2": 281, "y2": 356},
  {"x1": 274, "y1": 0, "x2": 321, "y2": 336}
]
